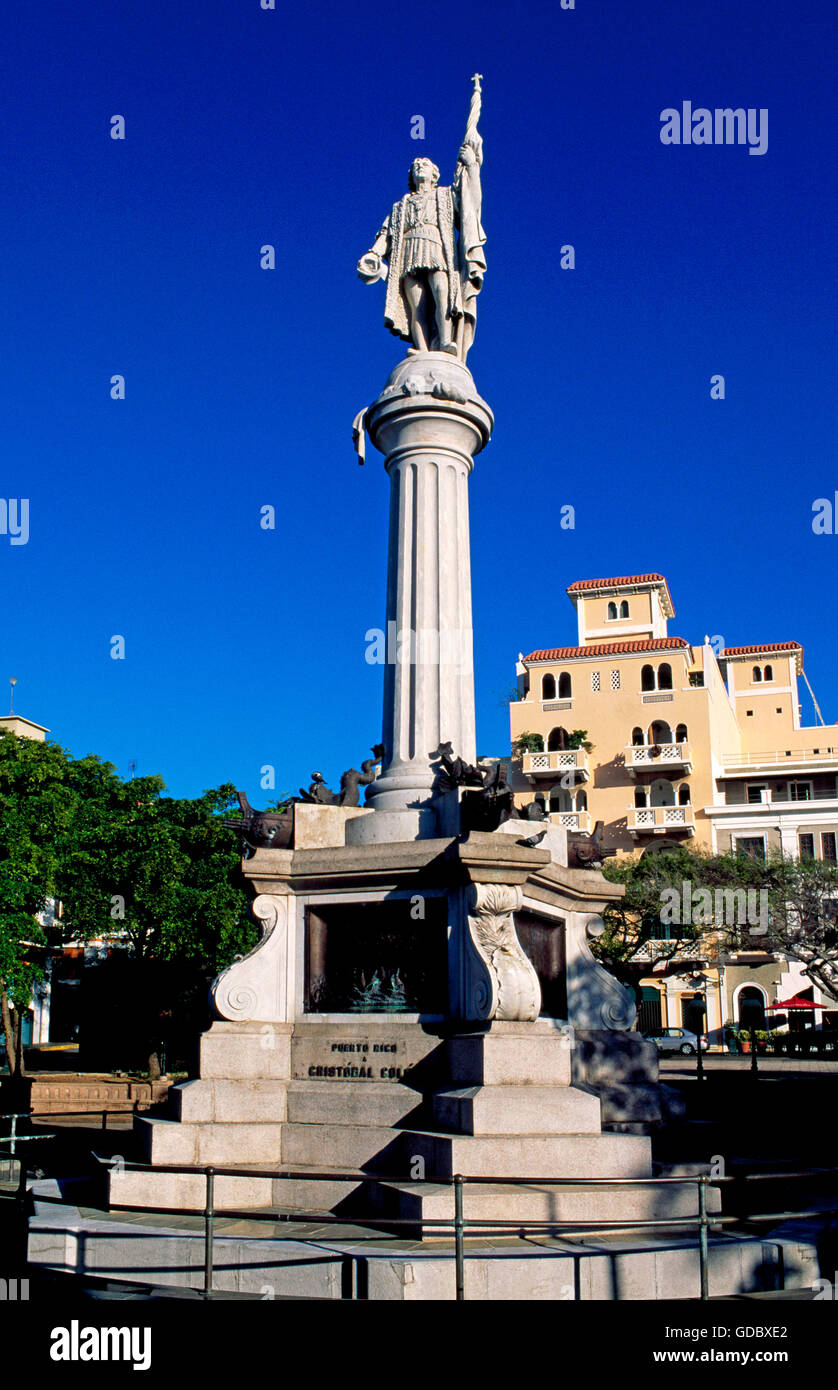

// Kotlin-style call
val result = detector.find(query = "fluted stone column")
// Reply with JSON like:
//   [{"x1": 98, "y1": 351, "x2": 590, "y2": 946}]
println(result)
[{"x1": 347, "y1": 351, "x2": 493, "y2": 844}]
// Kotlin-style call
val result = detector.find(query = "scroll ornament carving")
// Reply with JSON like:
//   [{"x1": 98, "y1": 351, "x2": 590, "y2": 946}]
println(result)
[
  {"x1": 581, "y1": 913, "x2": 637, "y2": 1031},
  {"x1": 211, "y1": 893, "x2": 288, "y2": 1023},
  {"x1": 466, "y1": 882, "x2": 540, "y2": 1022}
]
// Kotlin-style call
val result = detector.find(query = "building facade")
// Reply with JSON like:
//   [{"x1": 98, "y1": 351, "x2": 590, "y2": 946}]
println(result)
[{"x1": 507, "y1": 573, "x2": 838, "y2": 1045}]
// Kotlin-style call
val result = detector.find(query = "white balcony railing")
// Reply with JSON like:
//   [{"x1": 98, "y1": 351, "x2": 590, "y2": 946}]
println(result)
[
  {"x1": 522, "y1": 748, "x2": 590, "y2": 781},
  {"x1": 625, "y1": 742, "x2": 692, "y2": 776},
  {"x1": 547, "y1": 810, "x2": 592, "y2": 833},
  {"x1": 627, "y1": 804, "x2": 696, "y2": 836},
  {"x1": 721, "y1": 747, "x2": 838, "y2": 771}
]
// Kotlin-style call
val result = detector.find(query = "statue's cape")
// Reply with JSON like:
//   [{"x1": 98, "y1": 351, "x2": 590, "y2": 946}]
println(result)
[
  {"x1": 382, "y1": 186, "x2": 462, "y2": 342},
  {"x1": 454, "y1": 158, "x2": 487, "y2": 326}
]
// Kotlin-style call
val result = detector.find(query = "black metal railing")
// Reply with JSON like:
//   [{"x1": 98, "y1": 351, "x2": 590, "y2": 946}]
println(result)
[{"x1": 4, "y1": 1152, "x2": 837, "y2": 1301}]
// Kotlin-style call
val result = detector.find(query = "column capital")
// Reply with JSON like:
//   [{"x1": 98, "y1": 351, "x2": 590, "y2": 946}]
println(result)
[{"x1": 366, "y1": 352, "x2": 493, "y2": 462}]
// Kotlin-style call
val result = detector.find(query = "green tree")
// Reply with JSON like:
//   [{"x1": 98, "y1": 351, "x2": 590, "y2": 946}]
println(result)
[
  {"x1": 724, "y1": 850, "x2": 838, "y2": 1004},
  {"x1": 596, "y1": 844, "x2": 709, "y2": 1002},
  {"x1": 0, "y1": 728, "x2": 254, "y2": 1081},
  {"x1": 597, "y1": 842, "x2": 838, "y2": 1009},
  {"x1": 56, "y1": 775, "x2": 253, "y2": 1076},
  {"x1": 0, "y1": 730, "x2": 78, "y2": 1077}
]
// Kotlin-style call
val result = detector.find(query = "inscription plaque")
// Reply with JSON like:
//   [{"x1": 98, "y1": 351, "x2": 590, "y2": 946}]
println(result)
[
  {"x1": 290, "y1": 1020, "x2": 445, "y2": 1083},
  {"x1": 306, "y1": 1039, "x2": 403, "y2": 1080}
]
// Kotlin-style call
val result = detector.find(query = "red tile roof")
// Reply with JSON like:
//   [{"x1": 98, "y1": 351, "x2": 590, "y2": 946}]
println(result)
[
  {"x1": 566, "y1": 574, "x2": 666, "y2": 591},
  {"x1": 721, "y1": 643, "x2": 802, "y2": 656},
  {"x1": 523, "y1": 637, "x2": 690, "y2": 662}
]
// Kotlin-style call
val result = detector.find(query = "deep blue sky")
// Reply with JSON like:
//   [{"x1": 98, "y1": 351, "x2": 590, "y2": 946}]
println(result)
[{"x1": 1, "y1": 0, "x2": 835, "y2": 801}]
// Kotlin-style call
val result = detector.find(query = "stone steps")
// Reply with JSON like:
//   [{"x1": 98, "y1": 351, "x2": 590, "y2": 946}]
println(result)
[
  {"x1": 365, "y1": 1178, "x2": 722, "y2": 1230},
  {"x1": 286, "y1": 1080, "x2": 426, "y2": 1128},
  {"x1": 110, "y1": 1168, "x2": 277, "y2": 1214},
  {"x1": 173, "y1": 1079, "x2": 288, "y2": 1124},
  {"x1": 402, "y1": 1128, "x2": 653, "y2": 1180},
  {"x1": 280, "y1": 1121, "x2": 652, "y2": 1179},
  {"x1": 280, "y1": 1121, "x2": 405, "y2": 1171},
  {"x1": 109, "y1": 1159, "x2": 721, "y2": 1231},
  {"x1": 137, "y1": 1116, "x2": 284, "y2": 1167},
  {"x1": 33, "y1": 1180, "x2": 816, "y2": 1300},
  {"x1": 432, "y1": 1084, "x2": 601, "y2": 1135}
]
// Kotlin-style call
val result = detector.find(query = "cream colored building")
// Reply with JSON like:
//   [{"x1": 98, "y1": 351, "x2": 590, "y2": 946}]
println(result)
[
  {"x1": 508, "y1": 572, "x2": 837, "y2": 862},
  {"x1": 507, "y1": 573, "x2": 838, "y2": 1044},
  {"x1": 0, "y1": 714, "x2": 48, "y2": 741}
]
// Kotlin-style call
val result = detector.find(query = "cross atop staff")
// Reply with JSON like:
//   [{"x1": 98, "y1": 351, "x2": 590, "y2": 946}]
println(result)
[{"x1": 464, "y1": 74, "x2": 483, "y2": 151}]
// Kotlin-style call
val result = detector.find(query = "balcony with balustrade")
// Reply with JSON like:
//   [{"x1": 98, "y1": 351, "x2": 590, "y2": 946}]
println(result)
[
  {"x1": 547, "y1": 809, "x2": 592, "y2": 833},
  {"x1": 521, "y1": 748, "x2": 590, "y2": 782},
  {"x1": 625, "y1": 742, "x2": 692, "y2": 777},
  {"x1": 719, "y1": 746, "x2": 838, "y2": 777},
  {"x1": 627, "y1": 804, "x2": 696, "y2": 837}
]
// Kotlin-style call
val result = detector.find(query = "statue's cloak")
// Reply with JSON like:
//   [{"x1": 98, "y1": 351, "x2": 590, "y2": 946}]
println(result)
[
  {"x1": 454, "y1": 156, "x2": 487, "y2": 344},
  {"x1": 381, "y1": 186, "x2": 462, "y2": 342}
]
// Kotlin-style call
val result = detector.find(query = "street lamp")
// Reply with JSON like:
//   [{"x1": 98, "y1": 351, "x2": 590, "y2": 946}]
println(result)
[
  {"x1": 8, "y1": 677, "x2": 17, "y2": 715},
  {"x1": 687, "y1": 970, "x2": 708, "y2": 1081}
]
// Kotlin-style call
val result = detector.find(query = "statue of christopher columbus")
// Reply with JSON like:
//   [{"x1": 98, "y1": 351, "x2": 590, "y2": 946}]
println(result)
[{"x1": 357, "y1": 76, "x2": 487, "y2": 363}]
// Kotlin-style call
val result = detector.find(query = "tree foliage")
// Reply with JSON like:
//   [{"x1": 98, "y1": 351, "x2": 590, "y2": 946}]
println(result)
[
  {"x1": 597, "y1": 842, "x2": 838, "y2": 1006},
  {"x1": 0, "y1": 730, "x2": 253, "y2": 1077},
  {"x1": 595, "y1": 844, "x2": 707, "y2": 1000}
]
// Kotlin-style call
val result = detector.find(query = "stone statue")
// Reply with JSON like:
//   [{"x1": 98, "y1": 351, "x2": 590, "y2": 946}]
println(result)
[{"x1": 357, "y1": 75, "x2": 487, "y2": 362}]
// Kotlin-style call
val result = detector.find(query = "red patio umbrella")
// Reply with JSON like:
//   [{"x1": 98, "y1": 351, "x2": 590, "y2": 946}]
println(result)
[{"x1": 765, "y1": 995, "x2": 821, "y2": 1010}]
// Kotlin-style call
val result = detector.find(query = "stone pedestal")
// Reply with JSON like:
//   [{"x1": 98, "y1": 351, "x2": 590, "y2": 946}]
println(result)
[
  {"x1": 112, "y1": 815, "x2": 678, "y2": 1228},
  {"x1": 347, "y1": 353, "x2": 493, "y2": 845}
]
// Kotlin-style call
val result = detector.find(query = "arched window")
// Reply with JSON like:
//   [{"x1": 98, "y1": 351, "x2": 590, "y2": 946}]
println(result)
[
  {"x1": 675, "y1": 723, "x2": 688, "y2": 744},
  {"x1": 549, "y1": 788, "x2": 572, "y2": 812},
  {"x1": 576, "y1": 788, "x2": 588, "y2": 812},
  {"x1": 649, "y1": 720, "x2": 672, "y2": 745},
  {"x1": 631, "y1": 726, "x2": 645, "y2": 746},
  {"x1": 641, "y1": 665, "x2": 655, "y2": 692},
  {"x1": 534, "y1": 793, "x2": 547, "y2": 813},
  {"x1": 678, "y1": 784, "x2": 691, "y2": 805},
  {"x1": 620, "y1": 600, "x2": 629, "y2": 618},
  {"x1": 737, "y1": 985, "x2": 766, "y2": 1032},
  {"x1": 764, "y1": 665, "x2": 773, "y2": 681},
  {"x1": 558, "y1": 671, "x2": 572, "y2": 699},
  {"x1": 607, "y1": 601, "x2": 618, "y2": 620},
  {"x1": 541, "y1": 673, "x2": 556, "y2": 700},
  {"x1": 634, "y1": 788, "x2": 648, "y2": 808},
  {"x1": 547, "y1": 727, "x2": 569, "y2": 752},
  {"x1": 650, "y1": 779, "x2": 675, "y2": 807},
  {"x1": 752, "y1": 666, "x2": 762, "y2": 682},
  {"x1": 657, "y1": 663, "x2": 673, "y2": 690}
]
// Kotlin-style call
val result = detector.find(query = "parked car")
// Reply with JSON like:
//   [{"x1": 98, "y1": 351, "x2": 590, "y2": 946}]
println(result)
[{"x1": 643, "y1": 1027, "x2": 708, "y2": 1055}]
